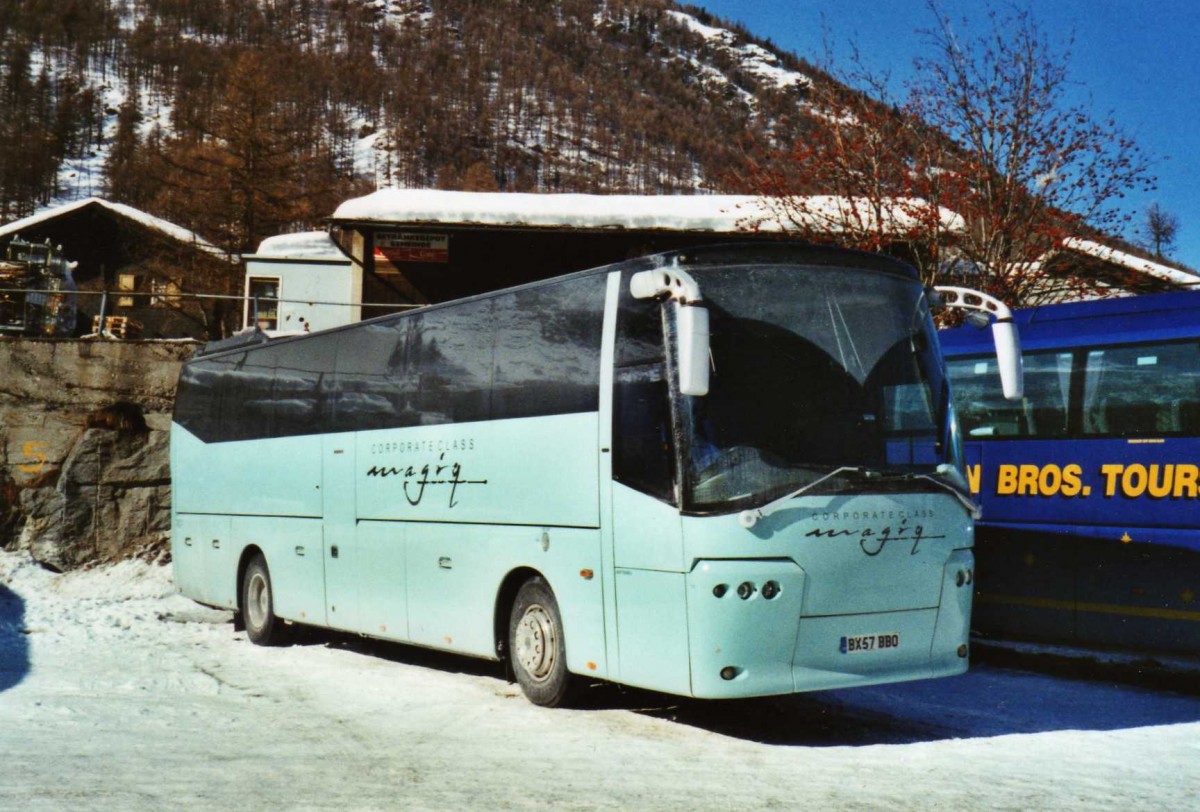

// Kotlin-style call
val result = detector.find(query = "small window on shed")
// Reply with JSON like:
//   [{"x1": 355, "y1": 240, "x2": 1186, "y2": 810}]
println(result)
[
  {"x1": 248, "y1": 277, "x2": 280, "y2": 331},
  {"x1": 117, "y1": 273, "x2": 137, "y2": 308}
]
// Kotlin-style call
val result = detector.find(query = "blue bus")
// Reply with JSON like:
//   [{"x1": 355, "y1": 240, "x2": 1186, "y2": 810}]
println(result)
[
  {"x1": 171, "y1": 243, "x2": 1013, "y2": 705},
  {"x1": 941, "y1": 288, "x2": 1200, "y2": 653}
]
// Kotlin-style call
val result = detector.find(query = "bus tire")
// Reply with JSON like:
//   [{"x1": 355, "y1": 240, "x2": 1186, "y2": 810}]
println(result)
[
  {"x1": 242, "y1": 554, "x2": 287, "y2": 646},
  {"x1": 509, "y1": 577, "x2": 573, "y2": 707}
]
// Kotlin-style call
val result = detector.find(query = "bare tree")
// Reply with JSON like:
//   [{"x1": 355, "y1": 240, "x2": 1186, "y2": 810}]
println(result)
[
  {"x1": 913, "y1": 4, "x2": 1155, "y2": 304},
  {"x1": 1140, "y1": 202, "x2": 1180, "y2": 259},
  {"x1": 739, "y1": 3, "x2": 1157, "y2": 306}
]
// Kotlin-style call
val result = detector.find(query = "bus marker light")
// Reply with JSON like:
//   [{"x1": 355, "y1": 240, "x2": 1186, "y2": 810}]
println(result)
[
  {"x1": 956, "y1": 570, "x2": 966, "y2": 587},
  {"x1": 737, "y1": 582, "x2": 755, "y2": 600},
  {"x1": 720, "y1": 666, "x2": 740, "y2": 681},
  {"x1": 580, "y1": 569, "x2": 594, "y2": 580},
  {"x1": 587, "y1": 661, "x2": 597, "y2": 671},
  {"x1": 958, "y1": 645, "x2": 969, "y2": 658},
  {"x1": 713, "y1": 584, "x2": 728, "y2": 598},
  {"x1": 761, "y1": 581, "x2": 780, "y2": 600}
]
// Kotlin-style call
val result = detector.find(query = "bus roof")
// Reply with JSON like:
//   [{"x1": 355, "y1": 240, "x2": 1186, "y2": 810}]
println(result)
[
  {"x1": 939, "y1": 288, "x2": 1200, "y2": 355},
  {"x1": 192, "y1": 242, "x2": 919, "y2": 362}
]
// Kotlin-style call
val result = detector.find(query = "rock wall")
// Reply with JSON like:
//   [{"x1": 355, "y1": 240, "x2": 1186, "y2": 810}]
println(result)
[{"x1": 0, "y1": 337, "x2": 198, "y2": 570}]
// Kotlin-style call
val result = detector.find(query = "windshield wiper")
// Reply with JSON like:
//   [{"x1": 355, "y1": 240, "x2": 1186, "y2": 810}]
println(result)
[
  {"x1": 737, "y1": 466, "x2": 878, "y2": 528},
  {"x1": 895, "y1": 464, "x2": 981, "y2": 519},
  {"x1": 859, "y1": 464, "x2": 981, "y2": 519},
  {"x1": 737, "y1": 464, "x2": 980, "y2": 529}
]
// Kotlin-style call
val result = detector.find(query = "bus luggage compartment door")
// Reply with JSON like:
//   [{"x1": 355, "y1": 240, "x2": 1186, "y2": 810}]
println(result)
[{"x1": 172, "y1": 513, "x2": 231, "y2": 607}]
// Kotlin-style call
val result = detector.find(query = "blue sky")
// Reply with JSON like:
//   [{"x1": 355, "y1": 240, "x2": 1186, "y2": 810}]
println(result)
[{"x1": 695, "y1": 1, "x2": 1200, "y2": 269}]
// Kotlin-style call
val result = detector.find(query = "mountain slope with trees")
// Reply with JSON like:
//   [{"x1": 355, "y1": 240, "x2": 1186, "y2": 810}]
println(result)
[
  {"x1": 1, "y1": 0, "x2": 827, "y2": 253},
  {"x1": 0, "y1": 0, "x2": 1190, "y2": 301}
]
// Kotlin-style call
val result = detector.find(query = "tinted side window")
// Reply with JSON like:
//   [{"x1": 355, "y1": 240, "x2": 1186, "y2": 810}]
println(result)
[
  {"x1": 272, "y1": 336, "x2": 337, "y2": 437},
  {"x1": 613, "y1": 363, "x2": 675, "y2": 503},
  {"x1": 331, "y1": 318, "x2": 415, "y2": 433},
  {"x1": 615, "y1": 270, "x2": 664, "y2": 366},
  {"x1": 226, "y1": 349, "x2": 276, "y2": 441},
  {"x1": 212, "y1": 352, "x2": 248, "y2": 441},
  {"x1": 175, "y1": 360, "x2": 220, "y2": 441},
  {"x1": 1082, "y1": 341, "x2": 1200, "y2": 436},
  {"x1": 492, "y1": 275, "x2": 606, "y2": 419},
  {"x1": 415, "y1": 300, "x2": 494, "y2": 425},
  {"x1": 179, "y1": 274, "x2": 609, "y2": 443},
  {"x1": 613, "y1": 271, "x2": 674, "y2": 503}
]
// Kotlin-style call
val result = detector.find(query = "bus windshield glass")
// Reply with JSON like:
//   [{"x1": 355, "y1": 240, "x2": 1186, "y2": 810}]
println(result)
[{"x1": 681, "y1": 264, "x2": 951, "y2": 512}]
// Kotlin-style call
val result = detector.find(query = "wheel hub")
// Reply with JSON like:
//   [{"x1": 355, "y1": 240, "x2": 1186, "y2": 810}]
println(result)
[
  {"x1": 514, "y1": 603, "x2": 557, "y2": 682},
  {"x1": 246, "y1": 572, "x2": 269, "y2": 630}
]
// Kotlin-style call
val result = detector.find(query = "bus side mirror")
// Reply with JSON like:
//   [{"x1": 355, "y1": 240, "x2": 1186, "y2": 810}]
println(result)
[
  {"x1": 675, "y1": 302, "x2": 710, "y2": 397},
  {"x1": 631, "y1": 268, "x2": 709, "y2": 397},
  {"x1": 934, "y1": 285, "x2": 1024, "y2": 400},
  {"x1": 991, "y1": 318, "x2": 1023, "y2": 400}
]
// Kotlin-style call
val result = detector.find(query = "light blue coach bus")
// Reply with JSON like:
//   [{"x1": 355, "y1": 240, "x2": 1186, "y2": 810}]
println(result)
[{"x1": 171, "y1": 243, "x2": 1016, "y2": 706}]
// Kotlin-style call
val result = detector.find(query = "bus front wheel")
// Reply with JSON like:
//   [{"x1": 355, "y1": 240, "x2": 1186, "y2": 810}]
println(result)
[
  {"x1": 509, "y1": 577, "x2": 573, "y2": 707},
  {"x1": 242, "y1": 555, "x2": 287, "y2": 646}
]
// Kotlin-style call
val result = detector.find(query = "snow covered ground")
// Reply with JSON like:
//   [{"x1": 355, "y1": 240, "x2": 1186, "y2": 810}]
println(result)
[{"x1": 2, "y1": 549, "x2": 1199, "y2": 811}]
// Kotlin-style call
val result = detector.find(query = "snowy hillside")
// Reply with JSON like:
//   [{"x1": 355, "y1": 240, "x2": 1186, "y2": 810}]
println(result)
[
  {"x1": 2, "y1": 548, "x2": 1199, "y2": 810},
  {"x1": 1, "y1": 0, "x2": 827, "y2": 235}
]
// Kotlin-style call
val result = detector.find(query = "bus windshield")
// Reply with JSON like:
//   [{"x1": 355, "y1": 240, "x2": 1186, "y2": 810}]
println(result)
[{"x1": 680, "y1": 264, "x2": 953, "y2": 512}]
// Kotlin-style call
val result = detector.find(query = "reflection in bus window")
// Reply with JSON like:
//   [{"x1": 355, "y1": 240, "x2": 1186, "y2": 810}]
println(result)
[
  {"x1": 948, "y1": 351, "x2": 1072, "y2": 438},
  {"x1": 1082, "y1": 341, "x2": 1200, "y2": 436}
]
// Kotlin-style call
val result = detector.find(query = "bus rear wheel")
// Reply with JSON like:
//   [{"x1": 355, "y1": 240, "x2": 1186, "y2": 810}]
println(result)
[
  {"x1": 242, "y1": 554, "x2": 287, "y2": 646},
  {"x1": 509, "y1": 577, "x2": 573, "y2": 707}
]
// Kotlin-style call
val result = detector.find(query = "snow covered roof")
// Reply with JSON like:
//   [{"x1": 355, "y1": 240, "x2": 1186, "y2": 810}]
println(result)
[
  {"x1": 1062, "y1": 238, "x2": 1199, "y2": 287},
  {"x1": 249, "y1": 231, "x2": 349, "y2": 261},
  {"x1": 331, "y1": 189, "x2": 961, "y2": 235},
  {"x1": 0, "y1": 197, "x2": 231, "y2": 261}
]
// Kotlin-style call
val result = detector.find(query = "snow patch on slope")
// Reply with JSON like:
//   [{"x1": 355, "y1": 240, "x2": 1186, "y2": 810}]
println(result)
[{"x1": 666, "y1": 9, "x2": 812, "y2": 92}]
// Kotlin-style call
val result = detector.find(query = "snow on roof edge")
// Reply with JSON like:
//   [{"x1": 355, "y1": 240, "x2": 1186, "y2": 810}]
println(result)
[
  {"x1": 331, "y1": 189, "x2": 963, "y2": 236},
  {"x1": 251, "y1": 231, "x2": 347, "y2": 261},
  {"x1": 0, "y1": 197, "x2": 232, "y2": 262},
  {"x1": 1063, "y1": 238, "x2": 1200, "y2": 287}
]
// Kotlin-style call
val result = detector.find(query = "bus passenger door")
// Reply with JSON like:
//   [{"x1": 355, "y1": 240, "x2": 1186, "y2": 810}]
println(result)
[
  {"x1": 322, "y1": 434, "x2": 360, "y2": 631},
  {"x1": 605, "y1": 270, "x2": 691, "y2": 695}
]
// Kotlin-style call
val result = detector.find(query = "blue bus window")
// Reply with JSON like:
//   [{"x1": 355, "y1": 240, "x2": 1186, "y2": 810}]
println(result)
[
  {"x1": 1082, "y1": 342, "x2": 1200, "y2": 436},
  {"x1": 948, "y1": 351, "x2": 1071, "y2": 438}
]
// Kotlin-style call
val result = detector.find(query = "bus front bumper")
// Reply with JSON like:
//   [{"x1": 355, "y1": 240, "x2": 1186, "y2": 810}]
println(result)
[{"x1": 686, "y1": 551, "x2": 974, "y2": 699}]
